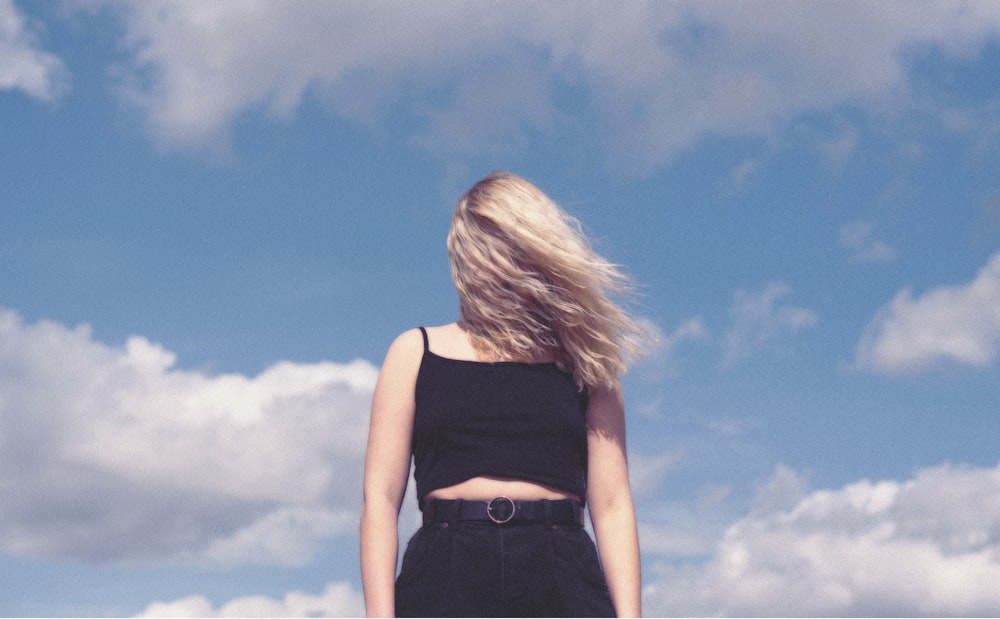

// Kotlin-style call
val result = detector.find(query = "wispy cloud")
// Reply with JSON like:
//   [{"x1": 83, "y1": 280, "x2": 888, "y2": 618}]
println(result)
[
  {"x1": 0, "y1": 0, "x2": 66, "y2": 99},
  {"x1": 628, "y1": 451, "x2": 683, "y2": 501},
  {"x1": 854, "y1": 251, "x2": 1000, "y2": 373},
  {"x1": 840, "y1": 219, "x2": 895, "y2": 263},
  {"x1": 818, "y1": 122, "x2": 861, "y2": 172},
  {"x1": 721, "y1": 284, "x2": 818, "y2": 367},
  {"x1": 636, "y1": 316, "x2": 710, "y2": 380}
]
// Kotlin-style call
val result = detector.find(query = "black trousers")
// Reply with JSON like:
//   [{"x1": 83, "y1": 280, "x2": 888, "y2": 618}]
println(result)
[{"x1": 395, "y1": 513, "x2": 615, "y2": 617}]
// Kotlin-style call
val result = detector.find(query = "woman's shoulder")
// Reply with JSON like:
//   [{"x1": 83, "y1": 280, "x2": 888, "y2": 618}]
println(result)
[
  {"x1": 422, "y1": 323, "x2": 461, "y2": 339},
  {"x1": 380, "y1": 327, "x2": 423, "y2": 364},
  {"x1": 422, "y1": 322, "x2": 480, "y2": 360},
  {"x1": 384, "y1": 323, "x2": 457, "y2": 356}
]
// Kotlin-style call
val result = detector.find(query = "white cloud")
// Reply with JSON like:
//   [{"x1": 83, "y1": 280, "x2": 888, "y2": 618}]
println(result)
[
  {"x1": 70, "y1": 1, "x2": 1000, "y2": 167},
  {"x1": 644, "y1": 461, "x2": 1000, "y2": 617},
  {"x1": 136, "y1": 581, "x2": 364, "y2": 618},
  {"x1": 136, "y1": 459, "x2": 1000, "y2": 617},
  {"x1": 0, "y1": 308, "x2": 378, "y2": 565},
  {"x1": 854, "y1": 252, "x2": 1000, "y2": 373},
  {"x1": 0, "y1": 0, "x2": 66, "y2": 99},
  {"x1": 721, "y1": 284, "x2": 818, "y2": 366}
]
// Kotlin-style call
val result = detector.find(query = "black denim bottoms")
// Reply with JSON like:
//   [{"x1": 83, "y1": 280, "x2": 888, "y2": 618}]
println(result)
[{"x1": 395, "y1": 498, "x2": 615, "y2": 618}]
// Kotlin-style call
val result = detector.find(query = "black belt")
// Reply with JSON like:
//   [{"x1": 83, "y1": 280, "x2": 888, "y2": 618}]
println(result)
[{"x1": 423, "y1": 497, "x2": 583, "y2": 526}]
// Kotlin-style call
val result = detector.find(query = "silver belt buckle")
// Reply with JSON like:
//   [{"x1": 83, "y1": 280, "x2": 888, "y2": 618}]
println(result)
[{"x1": 487, "y1": 496, "x2": 516, "y2": 524}]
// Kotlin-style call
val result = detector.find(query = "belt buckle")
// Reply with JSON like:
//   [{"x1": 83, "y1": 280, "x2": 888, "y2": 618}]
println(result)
[{"x1": 487, "y1": 496, "x2": 516, "y2": 524}]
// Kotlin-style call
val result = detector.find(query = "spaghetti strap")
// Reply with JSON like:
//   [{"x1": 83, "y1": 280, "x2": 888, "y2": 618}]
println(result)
[{"x1": 418, "y1": 326, "x2": 428, "y2": 352}]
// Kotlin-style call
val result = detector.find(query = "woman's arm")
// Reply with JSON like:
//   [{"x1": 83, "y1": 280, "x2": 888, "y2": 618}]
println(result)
[
  {"x1": 586, "y1": 381, "x2": 641, "y2": 617},
  {"x1": 360, "y1": 329, "x2": 423, "y2": 617}
]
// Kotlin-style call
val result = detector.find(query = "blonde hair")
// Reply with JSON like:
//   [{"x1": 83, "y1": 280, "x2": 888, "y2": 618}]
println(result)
[{"x1": 447, "y1": 171, "x2": 646, "y2": 389}]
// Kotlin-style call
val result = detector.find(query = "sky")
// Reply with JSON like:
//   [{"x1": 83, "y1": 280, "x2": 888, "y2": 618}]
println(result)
[{"x1": 2, "y1": 0, "x2": 1000, "y2": 616}]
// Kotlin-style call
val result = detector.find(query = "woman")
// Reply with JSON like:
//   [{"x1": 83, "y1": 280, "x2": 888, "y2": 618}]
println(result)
[{"x1": 361, "y1": 172, "x2": 645, "y2": 617}]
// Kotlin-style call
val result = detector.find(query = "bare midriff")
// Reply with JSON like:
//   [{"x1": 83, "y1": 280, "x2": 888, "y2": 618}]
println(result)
[{"x1": 423, "y1": 475, "x2": 582, "y2": 504}]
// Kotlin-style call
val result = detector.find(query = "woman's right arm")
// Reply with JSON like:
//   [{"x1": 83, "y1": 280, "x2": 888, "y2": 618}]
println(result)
[{"x1": 360, "y1": 329, "x2": 423, "y2": 618}]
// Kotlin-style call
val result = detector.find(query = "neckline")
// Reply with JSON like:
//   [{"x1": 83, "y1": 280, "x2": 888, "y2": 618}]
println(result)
[{"x1": 424, "y1": 349, "x2": 558, "y2": 367}]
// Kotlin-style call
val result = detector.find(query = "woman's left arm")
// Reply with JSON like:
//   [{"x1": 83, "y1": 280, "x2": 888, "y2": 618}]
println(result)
[{"x1": 586, "y1": 381, "x2": 641, "y2": 617}]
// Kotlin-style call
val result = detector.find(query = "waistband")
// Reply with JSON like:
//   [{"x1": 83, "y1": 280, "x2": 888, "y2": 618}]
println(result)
[{"x1": 423, "y1": 497, "x2": 583, "y2": 527}]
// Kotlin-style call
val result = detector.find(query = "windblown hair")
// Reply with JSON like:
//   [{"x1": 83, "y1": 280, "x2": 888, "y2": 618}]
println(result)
[{"x1": 447, "y1": 171, "x2": 647, "y2": 390}]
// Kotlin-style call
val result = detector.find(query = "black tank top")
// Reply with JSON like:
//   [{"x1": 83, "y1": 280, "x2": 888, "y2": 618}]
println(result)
[{"x1": 412, "y1": 327, "x2": 589, "y2": 507}]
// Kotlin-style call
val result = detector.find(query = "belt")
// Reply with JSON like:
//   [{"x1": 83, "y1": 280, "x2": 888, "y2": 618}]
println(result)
[{"x1": 423, "y1": 497, "x2": 583, "y2": 526}]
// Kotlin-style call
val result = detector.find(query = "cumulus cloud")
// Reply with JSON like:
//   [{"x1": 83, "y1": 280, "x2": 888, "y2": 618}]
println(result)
[
  {"x1": 136, "y1": 459, "x2": 1000, "y2": 617},
  {"x1": 137, "y1": 581, "x2": 364, "y2": 618},
  {"x1": 644, "y1": 461, "x2": 1000, "y2": 617},
  {"x1": 71, "y1": 1, "x2": 1000, "y2": 167},
  {"x1": 0, "y1": 0, "x2": 67, "y2": 99},
  {"x1": 0, "y1": 308, "x2": 377, "y2": 565},
  {"x1": 721, "y1": 284, "x2": 818, "y2": 367},
  {"x1": 854, "y1": 252, "x2": 1000, "y2": 373}
]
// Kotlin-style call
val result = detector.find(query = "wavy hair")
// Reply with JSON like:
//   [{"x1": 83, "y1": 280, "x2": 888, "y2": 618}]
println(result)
[{"x1": 447, "y1": 171, "x2": 647, "y2": 389}]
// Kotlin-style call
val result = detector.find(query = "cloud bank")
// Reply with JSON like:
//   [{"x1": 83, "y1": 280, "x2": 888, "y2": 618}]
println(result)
[
  {"x1": 3, "y1": 292, "x2": 998, "y2": 616},
  {"x1": 137, "y1": 582, "x2": 364, "y2": 618},
  {"x1": 0, "y1": 308, "x2": 377, "y2": 565},
  {"x1": 72, "y1": 1, "x2": 1000, "y2": 167},
  {"x1": 136, "y1": 460, "x2": 1000, "y2": 617},
  {"x1": 644, "y1": 461, "x2": 1000, "y2": 617}
]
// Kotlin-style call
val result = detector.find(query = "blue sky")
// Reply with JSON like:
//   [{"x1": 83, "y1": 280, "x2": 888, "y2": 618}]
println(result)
[{"x1": 2, "y1": 1, "x2": 1000, "y2": 616}]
